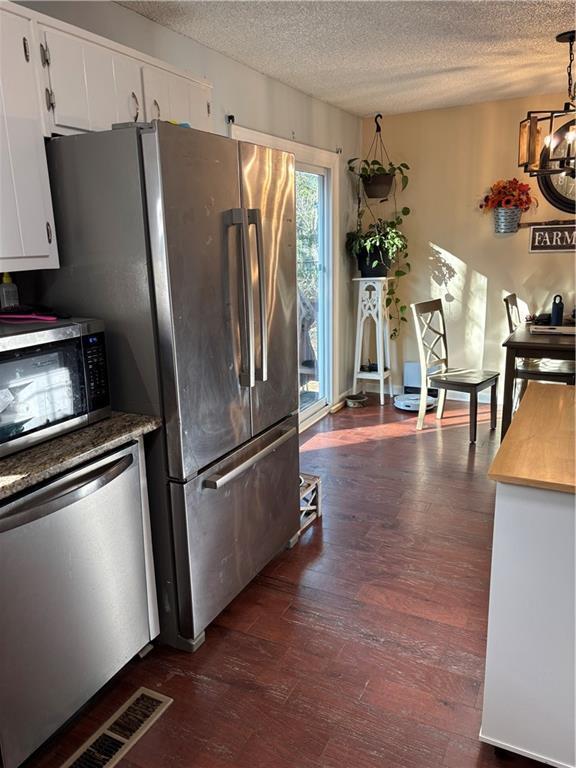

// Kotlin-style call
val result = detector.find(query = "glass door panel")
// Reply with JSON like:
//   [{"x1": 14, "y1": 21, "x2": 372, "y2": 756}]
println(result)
[{"x1": 296, "y1": 168, "x2": 326, "y2": 413}]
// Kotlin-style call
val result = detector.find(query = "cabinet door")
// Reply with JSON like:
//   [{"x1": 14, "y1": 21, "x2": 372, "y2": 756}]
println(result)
[
  {"x1": 167, "y1": 72, "x2": 190, "y2": 124},
  {"x1": 187, "y1": 79, "x2": 212, "y2": 132},
  {"x1": 84, "y1": 43, "x2": 116, "y2": 131},
  {"x1": 142, "y1": 65, "x2": 169, "y2": 121},
  {"x1": 113, "y1": 54, "x2": 143, "y2": 124},
  {"x1": 143, "y1": 65, "x2": 212, "y2": 130},
  {"x1": 0, "y1": 10, "x2": 58, "y2": 270},
  {"x1": 42, "y1": 28, "x2": 121, "y2": 133},
  {"x1": 42, "y1": 27, "x2": 90, "y2": 131}
]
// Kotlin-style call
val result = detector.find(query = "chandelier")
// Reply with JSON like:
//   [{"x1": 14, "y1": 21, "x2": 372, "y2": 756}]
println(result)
[{"x1": 518, "y1": 31, "x2": 575, "y2": 178}]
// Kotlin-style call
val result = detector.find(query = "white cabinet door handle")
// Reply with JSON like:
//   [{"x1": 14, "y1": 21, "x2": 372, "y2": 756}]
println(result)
[{"x1": 131, "y1": 91, "x2": 140, "y2": 122}]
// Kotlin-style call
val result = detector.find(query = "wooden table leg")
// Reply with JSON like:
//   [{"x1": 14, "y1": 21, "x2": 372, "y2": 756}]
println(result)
[
  {"x1": 500, "y1": 348, "x2": 516, "y2": 440},
  {"x1": 490, "y1": 382, "x2": 498, "y2": 430},
  {"x1": 469, "y1": 391, "x2": 478, "y2": 444}
]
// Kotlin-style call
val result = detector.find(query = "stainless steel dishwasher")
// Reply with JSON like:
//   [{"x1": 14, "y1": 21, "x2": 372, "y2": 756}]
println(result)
[{"x1": 0, "y1": 442, "x2": 157, "y2": 768}]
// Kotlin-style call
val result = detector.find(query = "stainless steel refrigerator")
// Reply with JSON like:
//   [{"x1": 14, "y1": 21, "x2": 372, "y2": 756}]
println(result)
[{"x1": 42, "y1": 122, "x2": 300, "y2": 650}]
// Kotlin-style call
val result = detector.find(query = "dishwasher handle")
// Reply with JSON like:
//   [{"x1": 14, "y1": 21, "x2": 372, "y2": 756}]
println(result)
[{"x1": 0, "y1": 453, "x2": 133, "y2": 533}]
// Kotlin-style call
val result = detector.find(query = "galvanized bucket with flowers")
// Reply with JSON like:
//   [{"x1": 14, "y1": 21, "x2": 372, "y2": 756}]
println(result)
[{"x1": 479, "y1": 178, "x2": 537, "y2": 234}]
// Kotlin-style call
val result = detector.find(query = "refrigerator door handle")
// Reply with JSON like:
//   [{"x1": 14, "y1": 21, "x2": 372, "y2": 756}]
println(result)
[
  {"x1": 204, "y1": 426, "x2": 297, "y2": 489},
  {"x1": 226, "y1": 208, "x2": 255, "y2": 388},
  {"x1": 247, "y1": 208, "x2": 268, "y2": 382}
]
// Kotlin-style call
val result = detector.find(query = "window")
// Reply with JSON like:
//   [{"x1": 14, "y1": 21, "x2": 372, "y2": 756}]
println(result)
[{"x1": 296, "y1": 166, "x2": 327, "y2": 415}]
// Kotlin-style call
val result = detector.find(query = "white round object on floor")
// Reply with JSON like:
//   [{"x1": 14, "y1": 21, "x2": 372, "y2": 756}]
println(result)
[{"x1": 394, "y1": 394, "x2": 436, "y2": 412}]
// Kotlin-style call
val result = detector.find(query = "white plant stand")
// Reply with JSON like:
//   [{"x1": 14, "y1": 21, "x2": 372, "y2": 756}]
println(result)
[{"x1": 352, "y1": 277, "x2": 394, "y2": 405}]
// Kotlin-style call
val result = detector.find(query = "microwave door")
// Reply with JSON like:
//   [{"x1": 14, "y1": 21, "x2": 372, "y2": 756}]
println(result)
[{"x1": 0, "y1": 338, "x2": 88, "y2": 456}]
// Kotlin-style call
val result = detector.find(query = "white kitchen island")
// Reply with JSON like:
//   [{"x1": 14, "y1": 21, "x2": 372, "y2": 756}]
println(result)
[{"x1": 481, "y1": 382, "x2": 575, "y2": 768}]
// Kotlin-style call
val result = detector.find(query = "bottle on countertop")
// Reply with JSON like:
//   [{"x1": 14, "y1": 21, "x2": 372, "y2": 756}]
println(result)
[
  {"x1": 0, "y1": 273, "x2": 19, "y2": 309},
  {"x1": 550, "y1": 294, "x2": 564, "y2": 326}
]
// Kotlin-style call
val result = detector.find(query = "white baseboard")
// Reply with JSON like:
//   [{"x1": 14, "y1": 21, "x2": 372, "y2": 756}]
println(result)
[
  {"x1": 336, "y1": 387, "x2": 353, "y2": 402},
  {"x1": 299, "y1": 403, "x2": 330, "y2": 433}
]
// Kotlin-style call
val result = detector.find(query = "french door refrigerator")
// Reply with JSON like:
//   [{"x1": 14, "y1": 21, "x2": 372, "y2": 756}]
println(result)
[{"x1": 43, "y1": 122, "x2": 300, "y2": 650}]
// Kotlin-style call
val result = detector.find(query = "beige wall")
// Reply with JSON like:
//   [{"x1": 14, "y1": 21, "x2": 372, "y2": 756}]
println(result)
[{"x1": 361, "y1": 92, "x2": 575, "y2": 394}]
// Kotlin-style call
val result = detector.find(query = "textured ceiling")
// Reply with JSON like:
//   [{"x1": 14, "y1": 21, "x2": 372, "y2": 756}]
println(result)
[{"x1": 119, "y1": 1, "x2": 576, "y2": 116}]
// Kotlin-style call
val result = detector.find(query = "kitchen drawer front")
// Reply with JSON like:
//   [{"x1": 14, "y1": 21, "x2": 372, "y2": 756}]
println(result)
[
  {"x1": 171, "y1": 417, "x2": 300, "y2": 642},
  {"x1": 0, "y1": 443, "x2": 150, "y2": 768}
]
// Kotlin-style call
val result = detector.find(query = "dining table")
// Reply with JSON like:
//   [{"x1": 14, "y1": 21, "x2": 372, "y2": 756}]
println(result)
[{"x1": 501, "y1": 325, "x2": 576, "y2": 439}]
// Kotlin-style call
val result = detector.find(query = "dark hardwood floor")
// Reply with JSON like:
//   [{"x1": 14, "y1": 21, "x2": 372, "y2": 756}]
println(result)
[{"x1": 28, "y1": 398, "x2": 539, "y2": 768}]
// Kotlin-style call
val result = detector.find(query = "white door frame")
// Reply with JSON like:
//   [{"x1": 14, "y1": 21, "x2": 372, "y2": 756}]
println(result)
[{"x1": 229, "y1": 124, "x2": 340, "y2": 429}]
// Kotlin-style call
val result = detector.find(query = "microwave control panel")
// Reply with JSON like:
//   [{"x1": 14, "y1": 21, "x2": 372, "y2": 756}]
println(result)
[{"x1": 83, "y1": 333, "x2": 110, "y2": 412}]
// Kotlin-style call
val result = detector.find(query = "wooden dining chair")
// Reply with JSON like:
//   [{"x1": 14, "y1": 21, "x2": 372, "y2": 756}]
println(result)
[
  {"x1": 503, "y1": 293, "x2": 575, "y2": 390},
  {"x1": 411, "y1": 299, "x2": 499, "y2": 444}
]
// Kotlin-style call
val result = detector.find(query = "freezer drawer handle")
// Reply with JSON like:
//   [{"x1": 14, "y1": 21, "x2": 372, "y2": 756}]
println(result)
[
  {"x1": 226, "y1": 208, "x2": 255, "y2": 388},
  {"x1": 204, "y1": 427, "x2": 296, "y2": 490},
  {"x1": 247, "y1": 208, "x2": 268, "y2": 382},
  {"x1": 0, "y1": 454, "x2": 133, "y2": 533}
]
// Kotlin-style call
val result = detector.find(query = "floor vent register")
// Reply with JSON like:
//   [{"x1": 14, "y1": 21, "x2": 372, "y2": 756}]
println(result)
[{"x1": 59, "y1": 688, "x2": 173, "y2": 768}]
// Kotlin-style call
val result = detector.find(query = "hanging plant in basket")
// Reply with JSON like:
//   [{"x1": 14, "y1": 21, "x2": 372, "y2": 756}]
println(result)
[
  {"x1": 347, "y1": 114, "x2": 409, "y2": 201},
  {"x1": 346, "y1": 114, "x2": 411, "y2": 338},
  {"x1": 479, "y1": 178, "x2": 537, "y2": 233}
]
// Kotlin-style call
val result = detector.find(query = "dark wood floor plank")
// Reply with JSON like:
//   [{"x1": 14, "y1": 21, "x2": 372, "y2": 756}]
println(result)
[{"x1": 24, "y1": 399, "x2": 539, "y2": 768}]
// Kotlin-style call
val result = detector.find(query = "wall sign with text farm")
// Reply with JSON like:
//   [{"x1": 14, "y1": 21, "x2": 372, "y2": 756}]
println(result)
[{"x1": 529, "y1": 223, "x2": 576, "y2": 252}]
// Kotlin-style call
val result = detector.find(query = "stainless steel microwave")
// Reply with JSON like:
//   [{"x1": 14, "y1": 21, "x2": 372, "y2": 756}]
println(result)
[{"x1": 0, "y1": 319, "x2": 110, "y2": 457}]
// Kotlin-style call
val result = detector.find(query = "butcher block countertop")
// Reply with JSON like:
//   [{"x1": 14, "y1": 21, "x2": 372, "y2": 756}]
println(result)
[
  {"x1": 489, "y1": 382, "x2": 575, "y2": 494},
  {"x1": 0, "y1": 412, "x2": 161, "y2": 501}
]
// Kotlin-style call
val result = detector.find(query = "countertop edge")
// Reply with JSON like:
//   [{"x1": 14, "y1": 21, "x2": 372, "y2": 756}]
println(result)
[
  {"x1": 0, "y1": 413, "x2": 162, "y2": 502},
  {"x1": 488, "y1": 382, "x2": 575, "y2": 496},
  {"x1": 488, "y1": 471, "x2": 576, "y2": 495}
]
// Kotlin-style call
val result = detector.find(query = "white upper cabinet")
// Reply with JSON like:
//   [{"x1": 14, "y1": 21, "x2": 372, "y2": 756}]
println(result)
[
  {"x1": 40, "y1": 27, "x2": 117, "y2": 132},
  {"x1": 84, "y1": 43, "x2": 116, "y2": 132},
  {"x1": 142, "y1": 65, "x2": 169, "y2": 122},
  {"x1": 0, "y1": 8, "x2": 58, "y2": 271},
  {"x1": 186, "y1": 77, "x2": 212, "y2": 131},
  {"x1": 41, "y1": 28, "x2": 90, "y2": 131},
  {"x1": 39, "y1": 30, "x2": 144, "y2": 131},
  {"x1": 167, "y1": 71, "x2": 191, "y2": 124},
  {"x1": 143, "y1": 65, "x2": 212, "y2": 131},
  {"x1": 113, "y1": 54, "x2": 143, "y2": 124},
  {"x1": 0, "y1": 2, "x2": 212, "y2": 272},
  {"x1": 39, "y1": 27, "x2": 211, "y2": 134}
]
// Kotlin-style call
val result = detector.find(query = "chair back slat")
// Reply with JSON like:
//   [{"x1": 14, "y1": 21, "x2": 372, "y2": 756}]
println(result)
[
  {"x1": 411, "y1": 299, "x2": 449, "y2": 378},
  {"x1": 503, "y1": 293, "x2": 522, "y2": 333}
]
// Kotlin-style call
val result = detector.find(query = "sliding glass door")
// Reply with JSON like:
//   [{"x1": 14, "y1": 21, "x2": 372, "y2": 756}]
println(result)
[{"x1": 296, "y1": 165, "x2": 328, "y2": 416}]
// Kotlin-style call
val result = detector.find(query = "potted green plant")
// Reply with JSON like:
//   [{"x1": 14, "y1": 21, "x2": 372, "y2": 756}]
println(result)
[
  {"x1": 346, "y1": 210, "x2": 410, "y2": 278},
  {"x1": 347, "y1": 157, "x2": 410, "y2": 200},
  {"x1": 346, "y1": 208, "x2": 411, "y2": 337}
]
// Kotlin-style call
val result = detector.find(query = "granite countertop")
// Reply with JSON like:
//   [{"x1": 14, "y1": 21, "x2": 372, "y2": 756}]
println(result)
[
  {"x1": 489, "y1": 382, "x2": 575, "y2": 494},
  {"x1": 0, "y1": 412, "x2": 162, "y2": 501}
]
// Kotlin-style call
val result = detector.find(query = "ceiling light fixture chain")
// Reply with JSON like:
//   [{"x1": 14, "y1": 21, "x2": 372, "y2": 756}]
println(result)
[{"x1": 568, "y1": 35, "x2": 575, "y2": 102}]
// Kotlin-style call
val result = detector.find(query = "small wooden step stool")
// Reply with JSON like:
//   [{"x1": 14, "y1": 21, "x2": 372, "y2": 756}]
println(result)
[{"x1": 299, "y1": 473, "x2": 322, "y2": 534}]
